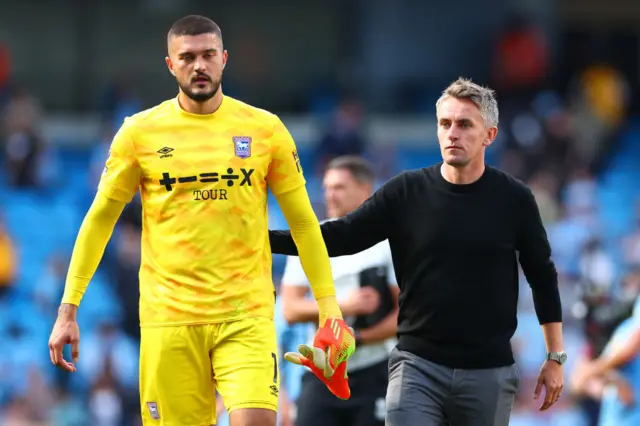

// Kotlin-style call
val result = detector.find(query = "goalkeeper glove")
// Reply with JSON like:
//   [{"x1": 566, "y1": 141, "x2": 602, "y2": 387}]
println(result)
[{"x1": 285, "y1": 318, "x2": 356, "y2": 399}]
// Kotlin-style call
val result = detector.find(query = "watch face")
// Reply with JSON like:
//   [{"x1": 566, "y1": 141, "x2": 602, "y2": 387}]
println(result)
[{"x1": 559, "y1": 353, "x2": 567, "y2": 364}]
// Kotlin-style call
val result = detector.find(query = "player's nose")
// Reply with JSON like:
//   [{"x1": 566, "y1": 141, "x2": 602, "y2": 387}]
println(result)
[{"x1": 193, "y1": 60, "x2": 207, "y2": 73}]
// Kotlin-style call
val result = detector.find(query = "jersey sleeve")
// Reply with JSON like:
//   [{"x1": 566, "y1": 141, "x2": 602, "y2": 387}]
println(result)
[
  {"x1": 97, "y1": 118, "x2": 141, "y2": 203},
  {"x1": 266, "y1": 117, "x2": 306, "y2": 195},
  {"x1": 281, "y1": 255, "x2": 309, "y2": 287}
]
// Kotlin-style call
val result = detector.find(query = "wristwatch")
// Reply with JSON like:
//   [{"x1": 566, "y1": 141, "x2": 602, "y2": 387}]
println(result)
[{"x1": 547, "y1": 351, "x2": 568, "y2": 365}]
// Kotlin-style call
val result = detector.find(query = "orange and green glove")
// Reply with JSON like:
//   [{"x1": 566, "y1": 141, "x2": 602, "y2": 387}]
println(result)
[{"x1": 285, "y1": 317, "x2": 356, "y2": 400}]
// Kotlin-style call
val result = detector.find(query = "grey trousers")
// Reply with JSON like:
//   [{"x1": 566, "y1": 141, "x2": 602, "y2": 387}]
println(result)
[{"x1": 385, "y1": 347, "x2": 520, "y2": 426}]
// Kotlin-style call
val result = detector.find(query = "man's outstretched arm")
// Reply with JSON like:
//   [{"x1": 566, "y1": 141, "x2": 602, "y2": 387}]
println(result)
[{"x1": 271, "y1": 173, "x2": 402, "y2": 257}]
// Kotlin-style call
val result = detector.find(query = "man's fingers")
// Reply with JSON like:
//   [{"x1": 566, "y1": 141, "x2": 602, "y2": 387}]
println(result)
[
  {"x1": 539, "y1": 383, "x2": 562, "y2": 411},
  {"x1": 49, "y1": 342, "x2": 56, "y2": 365},
  {"x1": 533, "y1": 381, "x2": 543, "y2": 399},
  {"x1": 51, "y1": 342, "x2": 76, "y2": 373},
  {"x1": 71, "y1": 341, "x2": 80, "y2": 364},
  {"x1": 539, "y1": 386, "x2": 553, "y2": 411}
]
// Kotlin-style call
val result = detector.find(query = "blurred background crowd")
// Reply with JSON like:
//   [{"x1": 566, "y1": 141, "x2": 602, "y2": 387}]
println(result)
[{"x1": 2, "y1": 0, "x2": 640, "y2": 425}]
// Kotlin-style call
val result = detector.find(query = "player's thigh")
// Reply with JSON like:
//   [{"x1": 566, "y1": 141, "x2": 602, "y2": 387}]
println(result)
[
  {"x1": 213, "y1": 317, "x2": 280, "y2": 418},
  {"x1": 140, "y1": 325, "x2": 216, "y2": 426}
]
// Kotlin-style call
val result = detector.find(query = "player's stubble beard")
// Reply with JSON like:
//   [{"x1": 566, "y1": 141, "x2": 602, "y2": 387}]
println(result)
[{"x1": 179, "y1": 72, "x2": 222, "y2": 103}]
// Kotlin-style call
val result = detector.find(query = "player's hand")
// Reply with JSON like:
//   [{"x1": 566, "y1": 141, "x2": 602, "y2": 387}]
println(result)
[
  {"x1": 48, "y1": 309, "x2": 80, "y2": 373},
  {"x1": 534, "y1": 360, "x2": 564, "y2": 411},
  {"x1": 340, "y1": 287, "x2": 380, "y2": 316},
  {"x1": 285, "y1": 344, "x2": 351, "y2": 399},
  {"x1": 284, "y1": 318, "x2": 356, "y2": 399}
]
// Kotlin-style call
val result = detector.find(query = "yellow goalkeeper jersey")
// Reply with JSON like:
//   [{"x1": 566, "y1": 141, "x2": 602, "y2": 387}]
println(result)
[{"x1": 98, "y1": 96, "x2": 305, "y2": 326}]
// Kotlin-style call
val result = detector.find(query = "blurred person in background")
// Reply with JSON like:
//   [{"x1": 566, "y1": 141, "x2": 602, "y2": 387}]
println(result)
[
  {"x1": 622, "y1": 200, "x2": 640, "y2": 267},
  {"x1": 1, "y1": 85, "x2": 44, "y2": 188},
  {"x1": 280, "y1": 155, "x2": 399, "y2": 426},
  {"x1": 315, "y1": 97, "x2": 367, "y2": 174},
  {"x1": 571, "y1": 296, "x2": 640, "y2": 425},
  {"x1": 0, "y1": 42, "x2": 10, "y2": 107},
  {"x1": 0, "y1": 214, "x2": 16, "y2": 299}
]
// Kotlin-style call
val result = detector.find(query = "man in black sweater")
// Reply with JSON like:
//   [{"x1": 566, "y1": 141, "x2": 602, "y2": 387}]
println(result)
[{"x1": 269, "y1": 77, "x2": 565, "y2": 426}]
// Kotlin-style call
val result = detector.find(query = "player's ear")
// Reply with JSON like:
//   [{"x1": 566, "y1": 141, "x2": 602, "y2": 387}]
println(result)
[
  {"x1": 165, "y1": 56, "x2": 176, "y2": 76},
  {"x1": 222, "y1": 50, "x2": 228, "y2": 68}
]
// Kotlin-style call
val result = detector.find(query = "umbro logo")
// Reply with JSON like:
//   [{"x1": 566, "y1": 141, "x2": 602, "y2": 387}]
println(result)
[
  {"x1": 269, "y1": 385, "x2": 279, "y2": 397},
  {"x1": 157, "y1": 147, "x2": 174, "y2": 159}
]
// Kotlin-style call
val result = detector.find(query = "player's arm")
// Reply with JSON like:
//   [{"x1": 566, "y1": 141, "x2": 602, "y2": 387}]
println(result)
[
  {"x1": 49, "y1": 118, "x2": 141, "y2": 372},
  {"x1": 270, "y1": 173, "x2": 403, "y2": 258},
  {"x1": 516, "y1": 187, "x2": 563, "y2": 351},
  {"x1": 59, "y1": 194, "x2": 126, "y2": 311},
  {"x1": 266, "y1": 117, "x2": 342, "y2": 322}
]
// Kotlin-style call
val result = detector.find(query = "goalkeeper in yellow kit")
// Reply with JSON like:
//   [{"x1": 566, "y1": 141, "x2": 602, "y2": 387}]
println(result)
[{"x1": 47, "y1": 15, "x2": 355, "y2": 426}]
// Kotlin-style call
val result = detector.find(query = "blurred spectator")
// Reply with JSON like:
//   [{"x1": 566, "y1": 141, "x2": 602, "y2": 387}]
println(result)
[
  {"x1": 568, "y1": 63, "x2": 630, "y2": 164},
  {"x1": 315, "y1": 97, "x2": 367, "y2": 174},
  {"x1": 49, "y1": 387, "x2": 90, "y2": 426},
  {"x1": 0, "y1": 215, "x2": 16, "y2": 299},
  {"x1": 76, "y1": 320, "x2": 139, "y2": 394},
  {"x1": 34, "y1": 254, "x2": 67, "y2": 315},
  {"x1": 113, "y1": 204, "x2": 142, "y2": 341},
  {"x1": 2, "y1": 130, "x2": 43, "y2": 188},
  {"x1": 622, "y1": 201, "x2": 640, "y2": 267},
  {"x1": 580, "y1": 239, "x2": 616, "y2": 294},
  {"x1": 100, "y1": 78, "x2": 141, "y2": 134},
  {"x1": 0, "y1": 43, "x2": 10, "y2": 107},
  {"x1": 1, "y1": 86, "x2": 42, "y2": 137},
  {"x1": 492, "y1": 14, "x2": 548, "y2": 97},
  {"x1": 88, "y1": 360, "x2": 125, "y2": 426},
  {"x1": 529, "y1": 169, "x2": 561, "y2": 226}
]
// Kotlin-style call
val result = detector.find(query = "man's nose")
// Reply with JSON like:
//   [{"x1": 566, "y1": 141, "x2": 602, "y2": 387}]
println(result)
[{"x1": 194, "y1": 59, "x2": 206, "y2": 73}]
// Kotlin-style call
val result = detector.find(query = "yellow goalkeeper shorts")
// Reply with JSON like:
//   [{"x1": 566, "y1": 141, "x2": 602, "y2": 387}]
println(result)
[{"x1": 139, "y1": 317, "x2": 280, "y2": 425}]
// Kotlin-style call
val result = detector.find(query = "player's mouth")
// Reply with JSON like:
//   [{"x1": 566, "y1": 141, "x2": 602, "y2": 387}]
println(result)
[
  {"x1": 446, "y1": 146, "x2": 462, "y2": 151},
  {"x1": 192, "y1": 76, "x2": 211, "y2": 85}
]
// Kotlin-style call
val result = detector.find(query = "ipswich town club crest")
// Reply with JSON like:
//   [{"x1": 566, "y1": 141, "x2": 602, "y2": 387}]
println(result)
[{"x1": 233, "y1": 136, "x2": 252, "y2": 159}]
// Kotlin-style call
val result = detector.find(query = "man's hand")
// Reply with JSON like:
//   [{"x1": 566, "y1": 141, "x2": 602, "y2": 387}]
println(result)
[
  {"x1": 534, "y1": 360, "x2": 564, "y2": 411},
  {"x1": 340, "y1": 287, "x2": 380, "y2": 316},
  {"x1": 48, "y1": 304, "x2": 80, "y2": 372}
]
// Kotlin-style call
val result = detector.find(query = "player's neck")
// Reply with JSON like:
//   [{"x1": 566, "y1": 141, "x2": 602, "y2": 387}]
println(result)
[
  {"x1": 178, "y1": 89, "x2": 224, "y2": 115},
  {"x1": 441, "y1": 159, "x2": 485, "y2": 185}
]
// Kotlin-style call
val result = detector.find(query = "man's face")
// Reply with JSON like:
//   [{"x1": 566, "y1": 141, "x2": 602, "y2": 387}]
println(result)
[
  {"x1": 165, "y1": 33, "x2": 227, "y2": 102},
  {"x1": 436, "y1": 97, "x2": 496, "y2": 167},
  {"x1": 323, "y1": 168, "x2": 371, "y2": 218}
]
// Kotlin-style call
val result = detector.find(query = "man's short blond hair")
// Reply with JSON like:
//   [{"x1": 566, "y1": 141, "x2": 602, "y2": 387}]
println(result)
[{"x1": 435, "y1": 77, "x2": 499, "y2": 128}]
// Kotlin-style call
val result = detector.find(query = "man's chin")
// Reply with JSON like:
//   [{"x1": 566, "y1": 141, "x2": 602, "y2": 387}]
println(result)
[{"x1": 443, "y1": 156, "x2": 470, "y2": 167}]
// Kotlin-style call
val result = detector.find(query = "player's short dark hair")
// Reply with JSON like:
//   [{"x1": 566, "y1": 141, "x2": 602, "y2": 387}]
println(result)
[
  {"x1": 168, "y1": 15, "x2": 222, "y2": 42},
  {"x1": 326, "y1": 156, "x2": 375, "y2": 185}
]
